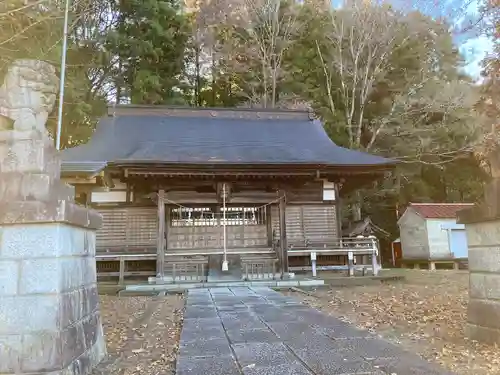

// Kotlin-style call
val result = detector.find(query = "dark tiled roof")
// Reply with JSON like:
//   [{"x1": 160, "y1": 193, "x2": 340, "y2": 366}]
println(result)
[
  {"x1": 61, "y1": 107, "x2": 395, "y2": 174},
  {"x1": 408, "y1": 203, "x2": 475, "y2": 219}
]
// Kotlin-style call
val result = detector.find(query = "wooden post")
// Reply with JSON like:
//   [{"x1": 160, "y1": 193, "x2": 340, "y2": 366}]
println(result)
[
  {"x1": 215, "y1": 205, "x2": 222, "y2": 248},
  {"x1": 334, "y1": 183, "x2": 342, "y2": 238},
  {"x1": 311, "y1": 251, "x2": 317, "y2": 277},
  {"x1": 266, "y1": 206, "x2": 273, "y2": 247},
  {"x1": 119, "y1": 257, "x2": 125, "y2": 284},
  {"x1": 370, "y1": 236, "x2": 379, "y2": 276},
  {"x1": 278, "y1": 190, "x2": 288, "y2": 277},
  {"x1": 84, "y1": 192, "x2": 91, "y2": 207},
  {"x1": 125, "y1": 183, "x2": 132, "y2": 203},
  {"x1": 165, "y1": 205, "x2": 170, "y2": 251},
  {"x1": 299, "y1": 205, "x2": 305, "y2": 242},
  {"x1": 391, "y1": 243, "x2": 396, "y2": 267},
  {"x1": 347, "y1": 251, "x2": 354, "y2": 276},
  {"x1": 372, "y1": 249, "x2": 379, "y2": 276},
  {"x1": 156, "y1": 190, "x2": 166, "y2": 282}
]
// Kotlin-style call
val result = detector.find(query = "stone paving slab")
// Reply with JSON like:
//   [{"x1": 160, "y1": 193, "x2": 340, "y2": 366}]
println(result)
[
  {"x1": 181, "y1": 324, "x2": 226, "y2": 342},
  {"x1": 176, "y1": 286, "x2": 454, "y2": 375},
  {"x1": 179, "y1": 337, "x2": 233, "y2": 357},
  {"x1": 226, "y1": 328, "x2": 282, "y2": 344},
  {"x1": 177, "y1": 355, "x2": 240, "y2": 375}
]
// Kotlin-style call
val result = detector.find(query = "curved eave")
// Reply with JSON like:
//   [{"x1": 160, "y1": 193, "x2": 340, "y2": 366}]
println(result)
[
  {"x1": 60, "y1": 159, "x2": 396, "y2": 176},
  {"x1": 109, "y1": 159, "x2": 397, "y2": 170},
  {"x1": 60, "y1": 161, "x2": 108, "y2": 176}
]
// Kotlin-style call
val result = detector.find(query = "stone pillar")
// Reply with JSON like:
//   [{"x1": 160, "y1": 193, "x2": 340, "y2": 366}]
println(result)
[
  {"x1": 0, "y1": 60, "x2": 106, "y2": 374},
  {"x1": 458, "y1": 149, "x2": 500, "y2": 345},
  {"x1": 458, "y1": 219, "x2": 500, "y2": 344}
]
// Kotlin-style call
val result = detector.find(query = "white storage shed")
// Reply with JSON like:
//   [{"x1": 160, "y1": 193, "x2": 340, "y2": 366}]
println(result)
[{"x1": 397, "y1": 203, "x2": 473, "y2": 269}]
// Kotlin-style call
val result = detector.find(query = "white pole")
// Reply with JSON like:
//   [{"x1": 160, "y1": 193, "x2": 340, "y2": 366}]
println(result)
[
  {"x1": 222, "y1": 183, "x2": 228, "y2": 271},
  {"x1": 55, "y1": 0, "x2": 71, "y2": 151}
]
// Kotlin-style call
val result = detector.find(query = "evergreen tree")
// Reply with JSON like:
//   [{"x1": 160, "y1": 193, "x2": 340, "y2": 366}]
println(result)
[{"x1": 107, "y1": 0, "x2": 190, "y2": 104}]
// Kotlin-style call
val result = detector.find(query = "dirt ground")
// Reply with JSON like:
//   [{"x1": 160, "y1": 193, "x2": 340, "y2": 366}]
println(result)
[
  {"x1": 93, "y1": 294, "x2": 184, "y2": 375},
  {"x1": 290, "y1": 270, "x2": 500, "y2": 375}
]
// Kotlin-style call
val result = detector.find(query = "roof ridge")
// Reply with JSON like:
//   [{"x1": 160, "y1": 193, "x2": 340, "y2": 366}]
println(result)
[
  {"x1": 107, "y1": 105, "x2": 315, "y2": 120},
  {"x1": 108, "y1": 104, "x2": 312, "y2": 113}
]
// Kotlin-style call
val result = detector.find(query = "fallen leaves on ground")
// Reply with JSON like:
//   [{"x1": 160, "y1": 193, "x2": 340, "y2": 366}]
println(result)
[
  {"x1": 291, "y1": 270, "x2": 500, "y2": 375},
  {"x1": 95, "y1": 294, "x2": 184, "y2": 375}
]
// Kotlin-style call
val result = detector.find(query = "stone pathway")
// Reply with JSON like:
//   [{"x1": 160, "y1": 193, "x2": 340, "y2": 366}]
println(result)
[{"x1": 176, "y1": 287, "x2": 454, "y2": 375}]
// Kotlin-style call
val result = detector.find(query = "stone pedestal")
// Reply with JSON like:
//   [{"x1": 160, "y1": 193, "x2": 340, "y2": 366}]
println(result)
[
  {"x1": 0, "y1": 130, "x2": 106, "y2": 374},
  {"x1": 458, "y1": 163, "x2": 500, "y2": 345}
]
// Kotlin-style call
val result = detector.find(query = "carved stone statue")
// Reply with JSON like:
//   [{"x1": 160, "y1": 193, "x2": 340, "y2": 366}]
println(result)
[
  {"x1": 0, "y1": 59, "x2": 59, "y2": 135},
  {"x1": 0, "y1": 60, "x2": 106, "y2": 375}
]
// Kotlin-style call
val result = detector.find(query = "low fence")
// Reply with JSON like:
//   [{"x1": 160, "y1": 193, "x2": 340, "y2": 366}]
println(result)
[
  {"x1": 95, "y1": 234, "x2": 380, "y2": 282},
  {"x1": 96, "y1": 253, "x2": 157, "y2": 284},
  {"x1": 287, "y1": 236, "x2": 380, "y2": 277}
]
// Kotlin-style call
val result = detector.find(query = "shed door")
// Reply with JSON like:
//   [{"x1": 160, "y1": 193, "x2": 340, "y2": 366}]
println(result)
[{"x1": 450, "y1": 229, "x2": 468, "y2": 259}]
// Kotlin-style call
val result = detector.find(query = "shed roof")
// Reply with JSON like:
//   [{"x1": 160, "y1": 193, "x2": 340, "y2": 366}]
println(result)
[
  {"x1": 406, "y1": 203, "x2": 475, "y2": 219},
  {"x1": 61, "y1": 106, "x2": 395, "y2": 174}
]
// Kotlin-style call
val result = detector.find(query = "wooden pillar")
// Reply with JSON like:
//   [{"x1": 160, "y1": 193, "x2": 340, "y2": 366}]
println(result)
[
  {"x1": 278, "y1": 190, "x2": 288, "y2": 276},
  {"x1": 125, "y1": 183, "x2": 132, "y2": 203},
  {"x1": 334, "y1": 183, "x2": 342, "y2": 238},
  {"x1": 156, "y1": 190, "x2": 166, "y2": 280},
  {"x1": 165, "y1": 204, "x2": 170, "y2": 251},
  {"x1": 371, "y1": 248, "x2": 379, "y2": 276},
  {"x1": 85, "y1": 191, "x2": 91, "y2": 207},
  {"x1": 266, "y1": 206, "x2": 273, "y2": 246},
  {"x1": 347, "y1": 251, "x2": 354, "y2": 276},
  {"x1": 215, "y1": 205, "x2": 222, "y2": 248}
]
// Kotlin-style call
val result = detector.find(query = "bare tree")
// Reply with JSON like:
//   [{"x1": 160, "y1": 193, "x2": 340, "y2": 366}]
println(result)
[
  {"x1": 247, "y1": 0, "x2": 300, "y2": 107},
  {"x1": 0, "y1": 0, "x2": 96, "y2": 61},
  {"x1": 184, "y1": 0, "x2": 303, "y2": 107},
  {"x1": 471, "y1": 0, "x2": 500, "y2": 170},
  {"x1": 183, "y1": 0, "x2": 238, "y2": 105},
  {"x1": 316, "y1": 1, "x2": 482, "y2": 218},
  {"x1": 316, "y1": 1, "x2": 409, "y2": 149},
  {"x1": 216, "y1": 0, "x2": 302, "y2": 108},
  {"x1": 317, "y1": 1, "x2": 481, "y2": 154}
]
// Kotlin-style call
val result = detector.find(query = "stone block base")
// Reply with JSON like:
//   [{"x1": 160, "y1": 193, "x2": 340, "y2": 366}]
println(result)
[
  {"x1": 465, "y1": 220, "x2": 500, "y2": 345},
  {"x1": 467, "y1": 323, "x2": 500, "y2": 346},
  {"x1": 1, "y1": 327, "x2": 106, "y2": 375},
  {"x1": 0, "y1": 223, "x2": 106, "y2": 374}
]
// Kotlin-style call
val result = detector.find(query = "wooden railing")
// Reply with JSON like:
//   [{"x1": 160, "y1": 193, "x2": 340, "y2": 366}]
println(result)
[
  {"x1": 287, "y1": 236, "x2": 380, "y2": 277},
  {"x1": 243, "y1": 260, "x2": 278, "y2": 280},
  {"x1": 95, "y1": 236, "x2": 380, "y2": 283},
  {"x1": 168, "y1": 260, "x2": 207, "y2": 282},
  {"x1": 96, "y1": 253, "x2": 157, "y2": 284}
]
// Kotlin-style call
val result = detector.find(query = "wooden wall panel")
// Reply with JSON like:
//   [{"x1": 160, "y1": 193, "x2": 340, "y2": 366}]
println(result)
[
  {"x1": 167, "y1": 225, "x2": 268, "y2": 249},
  {"x1": 272, "y1": 204, "x2": 338, "y2": 243},
  {"x1": 95, "y1": 207, "x2": 157, "y2": 252}
]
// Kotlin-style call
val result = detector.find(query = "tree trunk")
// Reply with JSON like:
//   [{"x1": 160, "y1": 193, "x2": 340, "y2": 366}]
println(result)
[
  {"x1": 262, "y1": 58, "x2": 268, "y2": 108},
  {"x1": 116, "y1": 60, "x2": 122, "y2": 104},
  {"x1": 271, "y1": 66, "x2": 277, "y2": 108},
  {"x1": 195, "y1": 45, "x2": 201, "y2": 106},
  {"x1": 211, "y1": 51, "x2": 216, "y2": 106},
  {"x1": 352, "y1": 191, "x2": 362, "y2": 221}
]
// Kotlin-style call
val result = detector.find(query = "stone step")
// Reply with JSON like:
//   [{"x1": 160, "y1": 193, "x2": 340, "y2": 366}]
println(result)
[
  {"x1": 207, "y1": 254, "x2": 242, "y2": 281},
  {"x1": 161, "y1": 252, "x2": 279, "y2": 282}
]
